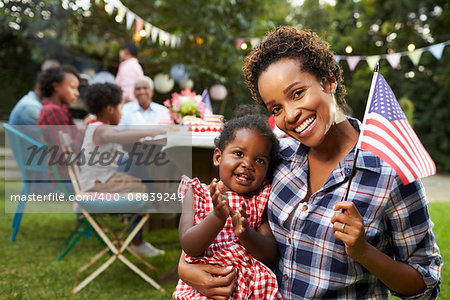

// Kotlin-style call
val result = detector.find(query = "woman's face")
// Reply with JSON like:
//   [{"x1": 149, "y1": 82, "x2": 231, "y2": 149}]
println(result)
[
  {"x1": 258, "y1": 57, "x2": 337, "y2": 148},
  {"x1": 214, "y1": 128, "x2": 271, "y2": 194},
  {"x1": 54, "y1": 73, "x2": 80, "y2": 106}
]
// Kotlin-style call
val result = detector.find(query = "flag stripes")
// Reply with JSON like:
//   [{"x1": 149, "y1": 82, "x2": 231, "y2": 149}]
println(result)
[{"x1": 357, "y1": 73, "x2": 436, "y2": 185}]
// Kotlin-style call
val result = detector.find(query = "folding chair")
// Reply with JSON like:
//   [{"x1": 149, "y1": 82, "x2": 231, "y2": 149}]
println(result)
[
  {"x1": 57, "y1": 131, "x2": 165, "y2": 294},
  {"x1": 3, "y1": 123, "x2": 71, "y2": 241}
]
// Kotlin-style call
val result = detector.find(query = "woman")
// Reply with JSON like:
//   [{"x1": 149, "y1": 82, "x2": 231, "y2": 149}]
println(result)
[{"x1": 177, "y1": 27, "x2": 441, "y2": 299}]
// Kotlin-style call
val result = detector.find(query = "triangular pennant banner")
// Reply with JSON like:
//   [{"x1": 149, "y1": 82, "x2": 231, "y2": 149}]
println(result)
[
  {"x1": 429, "y1": 43, "x2": 445, "y2": 60},
  {"x1": 151, "y1": 27, "x2": 159, "y2": 43},
  {"x1": 386, "y1": 53, "x2": 401, "y2": 69},
  {"x1": 366, "y1": 55, "x2": 380, "y2": 70},
  {"x1": 159, "y1": 31, "x2": 169, "y2": 46},
  {"x1": 250, "y1": 38, "x2": 260, "y2": 49},
  {"x1": 170, "y1": 36, "x2": 177, "y2": 48},
  {"x1": 135, "y1": 17, "x2": 144, "y2": 35},
  {"x1": 144, "y1": 23, "x2": 152, "y2": 36},
  {"x1": 165, "y1": 33, "x2": 171, "y2": 47},
  {"x1": 126, "y1": 10, "x2": 135, "y2": 29},
  {"x1": 117, "y1": 4, "x2": 126, "y2": 20},
  {"x1": 334, "y1": 55, "x2": 341, "y2": 63},
  {"x1": 408, "y1": 49, "x2": 423, "y2": 66},
  {"x1": 346, "y1": 56, "x2": 361, "y2": 71},
  {"x1": 235, "y1": 38, "x2": 245, "y2": 50}
]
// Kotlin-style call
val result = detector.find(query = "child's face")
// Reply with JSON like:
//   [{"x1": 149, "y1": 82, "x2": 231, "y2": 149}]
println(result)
[
  {"x1": 54, "y1": 73, "x2": 80, "y2": 106},
  {"x1": 214, "y1": 128, "x2": 271, "y2": 194}
]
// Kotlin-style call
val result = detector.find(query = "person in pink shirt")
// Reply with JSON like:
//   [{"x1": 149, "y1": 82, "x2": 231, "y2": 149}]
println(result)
[{"x1": 115, "y1": 42, "x2": 144, "y2": 103}]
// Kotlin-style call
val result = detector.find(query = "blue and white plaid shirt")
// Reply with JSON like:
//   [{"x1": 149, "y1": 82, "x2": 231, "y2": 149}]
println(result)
[{"x1": 268, "y1": 118, "x2": 441, "y2": 299}]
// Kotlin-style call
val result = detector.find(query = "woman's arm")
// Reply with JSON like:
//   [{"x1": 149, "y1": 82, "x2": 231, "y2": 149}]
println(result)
[
  {"x1": 331, "y1": 201, "x2": 426, "y2": 296},
  {"x1": 178, "y1": 251, "x2": 236, "y2": 300},
  {"x1": 178, "y1": 180, "x2": 230, "y2": 257},
  {"x1": 231, "y1": 207, "x2": 277, "y2": 265},
  {"x1": 94, "y1": 125, "x2": 167, "y2": 145}
]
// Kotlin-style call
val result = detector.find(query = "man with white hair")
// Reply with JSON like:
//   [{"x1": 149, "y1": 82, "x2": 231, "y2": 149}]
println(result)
[{"x1": 119, "y1": 76, "x2": 171, "y2": 126}]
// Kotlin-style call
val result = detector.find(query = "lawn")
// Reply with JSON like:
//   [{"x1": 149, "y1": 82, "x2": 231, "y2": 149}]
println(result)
[{"x1": 1, "y1": 187, "x2": 448, "y2": 299}]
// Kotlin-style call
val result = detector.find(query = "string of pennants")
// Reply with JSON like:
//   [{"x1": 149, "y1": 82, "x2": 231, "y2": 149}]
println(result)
[
  {"x1": 334, "y1": 40, "x2": 450, "y2": 71},
  {"x1": 98, "y1": 0, "x2": 449, "y2": 68},
  {"x1": 243, "y1": 37, "x2": 449, "y2": 71},
  {"x1": 97, "y1": 0, "x2": 181, "y2": 48}
]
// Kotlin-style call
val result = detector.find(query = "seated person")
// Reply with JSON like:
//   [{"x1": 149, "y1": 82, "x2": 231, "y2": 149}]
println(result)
[
  {"x1": 80, "y1": 82, "x2": 167, "y2": 256},
  {"x1": 9, "y1": 59, "x2": 60, "y2": 125},
  {"x1": 119, "y1": 76, "x2": 171, "y2": 126},
  {"x1": 36, "y1": 65, "x2": 94, "y2": 182}
]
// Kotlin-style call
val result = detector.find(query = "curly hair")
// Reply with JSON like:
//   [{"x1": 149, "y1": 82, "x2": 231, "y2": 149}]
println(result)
[
  {"x1": 38, "y1": 65, "x2": 80, "y2": 98},
  {"x1": 243, "y1": 26, "x2": 346, "y2": 109},
  {"x1": 214, "y1": 105, "x2": 280, "y2": 177},
  {"x1": 85, "y1": 82, "x2": 122, "y2": 115}
]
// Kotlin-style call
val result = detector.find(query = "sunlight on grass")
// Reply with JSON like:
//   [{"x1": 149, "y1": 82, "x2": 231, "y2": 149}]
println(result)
[{"x1": 0, "y1": 182, "x2": 179, "y2": 299}]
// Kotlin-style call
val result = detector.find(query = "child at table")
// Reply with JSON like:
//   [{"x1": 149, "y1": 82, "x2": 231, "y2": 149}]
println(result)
[
  {"x1": 80, "y1": 82, "x2": 167, "y2": 256},
  {"x1": 79, "y1": 82, "x2": 166, "y2": 194},
  {"x1": 173, "y1": 110, "x2": 282, "y2": 299}
]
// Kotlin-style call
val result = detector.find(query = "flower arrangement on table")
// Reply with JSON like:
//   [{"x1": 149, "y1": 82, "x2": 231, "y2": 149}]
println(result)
[
  {"x1": 164, "y1": 88, "x2": 224, "y2": 132},
  {"x1": 164, "y1": 88, "x2": 206, "y2": 124}
]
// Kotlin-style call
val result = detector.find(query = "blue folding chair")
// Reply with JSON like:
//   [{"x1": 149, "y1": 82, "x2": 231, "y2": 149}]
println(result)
[
  {"x1": 5, "y1": 124, "x2": 52, "y2": 240},
  {"x1": 3, "y1": 123, "x2": 70, "y2": 241}
]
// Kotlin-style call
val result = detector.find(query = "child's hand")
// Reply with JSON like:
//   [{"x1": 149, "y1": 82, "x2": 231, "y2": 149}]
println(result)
[
  {"x1": 210, "y1": 179, "x2": 230, "y2": 221},
  {"x1": 231, "y1": 201, "x2": 249, "y2": 238}
]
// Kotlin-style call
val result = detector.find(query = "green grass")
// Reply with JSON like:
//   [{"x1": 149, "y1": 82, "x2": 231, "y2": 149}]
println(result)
[
  {"x1": 1, "y1": 188, "x2": 448, "y2": 299},
  {"x1": 0, "y1": 186, "x2": 180, "y2": 299}
]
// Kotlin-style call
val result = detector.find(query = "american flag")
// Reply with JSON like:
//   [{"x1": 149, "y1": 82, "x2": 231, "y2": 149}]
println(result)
[
  {"x1": 356, "y1": 73, "x2": 436, "y2": 185},
  {"x1": 201, "y1": 89, "x2": 213, "y2": 118}
]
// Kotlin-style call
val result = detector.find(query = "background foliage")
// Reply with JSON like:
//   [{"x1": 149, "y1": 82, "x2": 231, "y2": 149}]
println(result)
[{"x1": 0, "y1": 0, "x2": 449, "y2": 171}]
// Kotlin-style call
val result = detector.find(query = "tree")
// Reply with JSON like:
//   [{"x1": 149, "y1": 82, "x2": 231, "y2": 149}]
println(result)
[
  {"x1": 0, "y1": 0, "x2": 291, "y2": 118},
  {"x1": 289, "y1": 0, "x2": 450, "y2": 172}
]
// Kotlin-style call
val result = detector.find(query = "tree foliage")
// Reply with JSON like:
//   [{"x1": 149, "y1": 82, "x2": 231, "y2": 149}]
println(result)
[{"x1": 289, "y1": 0, "x2": 450, "y2": 172}]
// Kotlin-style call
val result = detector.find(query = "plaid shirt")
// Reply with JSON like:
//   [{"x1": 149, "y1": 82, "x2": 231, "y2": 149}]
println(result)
[
  {"x1": 268, "y1": 118, "x2": 441, "y2": 299},
  {"x1": 37, "y1": 99, "x2": 84, "y2": 179}
]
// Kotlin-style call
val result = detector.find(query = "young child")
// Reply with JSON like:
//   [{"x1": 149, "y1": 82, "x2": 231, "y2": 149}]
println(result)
[
  {"x1": 173, "y1": 111, "x2": 282, "y2": 299},
  {"x1": 79, "y1": 82, "x2": 166, "y2": 194},
  {"x1": 80, "y1": 82, "x2": 167, "y2": 256}
]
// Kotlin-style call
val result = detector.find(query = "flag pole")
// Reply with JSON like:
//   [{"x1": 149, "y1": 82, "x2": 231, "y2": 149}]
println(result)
[{"x1": 343, "y1": 63, "x2": 379, "y2": 202}]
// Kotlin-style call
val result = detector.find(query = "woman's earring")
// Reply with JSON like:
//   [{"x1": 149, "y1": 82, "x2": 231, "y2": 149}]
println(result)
[{"x1": 331, "y1": 89, "x2": 336, "y2": 94}]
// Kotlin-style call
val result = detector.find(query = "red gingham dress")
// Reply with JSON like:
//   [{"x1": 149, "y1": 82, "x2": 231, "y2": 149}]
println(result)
[{"x1": 173, "y1": 176, "x2": 282, "y2": 300}]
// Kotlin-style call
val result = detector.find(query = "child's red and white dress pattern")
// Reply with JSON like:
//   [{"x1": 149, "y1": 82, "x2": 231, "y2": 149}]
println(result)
[{"x1": 173, "y1": 176, "x2": 282, "y2": 300}]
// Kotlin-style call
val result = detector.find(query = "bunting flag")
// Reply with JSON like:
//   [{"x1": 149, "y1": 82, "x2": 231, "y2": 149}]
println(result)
[
  {"x1": 201, "y1": 89, "x2": 213, "y2": 118},
  {"x1": 125, "y1": 10, "x2": 134, "y2": 29},
  {"x1": 117, "y1": 3, "x2": 126, "y2": 20},
  {"x1": 135, "y1": 17, "x2": 144, "y2": 36},
  {"x1": 334, "y1": 40, "x2": 449, "y2": 71},
  {"x1": 100, "y1": 0, "x2": 449, "y2": 55},
  {"x1": 366, "y1": 55, "x2": 380, "y2": 70},
  {"x1": 100, "y1": 0, "x2": 180, "y2": 48},
  {"x1": 347, "y1": 56, "x2": 361, "y2": 71},
  {"x1": 408, "y1": 48, "x2": 424, "y2": 66},
  {"x1": 386, "y1": 53, "x2": 402, "y2": 69},
  {"x1": 357, "y1": 72, "x2": 436, "y2": 185},
  {"x1": 429, "y1": 43, "x2": 445, "y2": 60}
]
